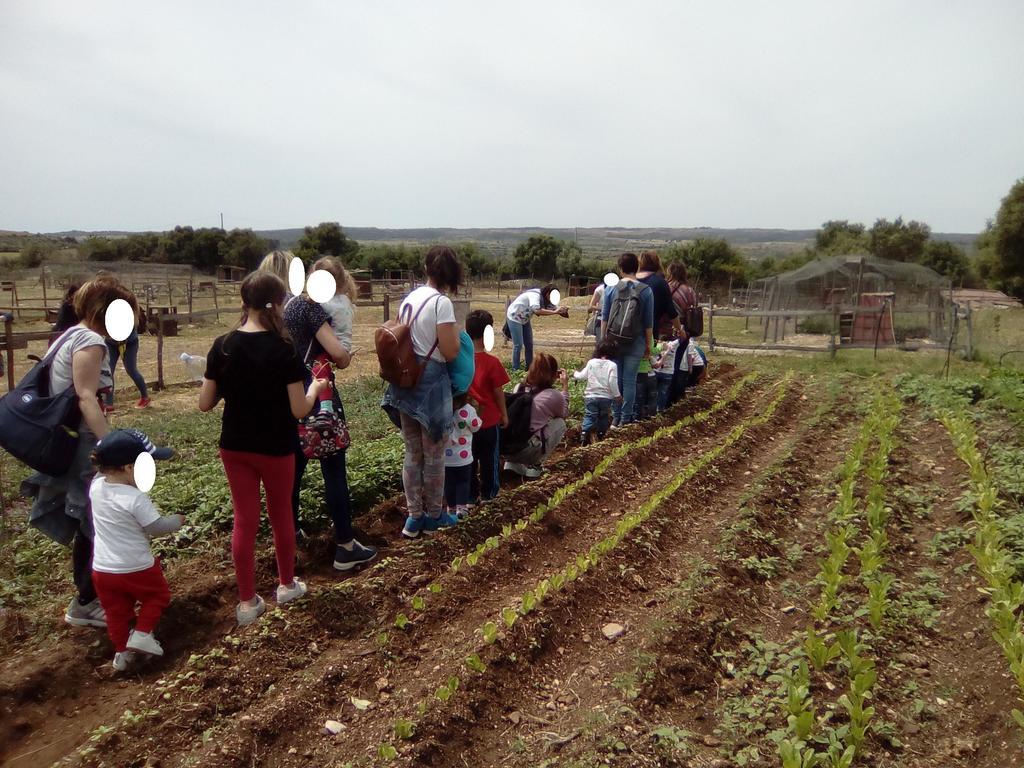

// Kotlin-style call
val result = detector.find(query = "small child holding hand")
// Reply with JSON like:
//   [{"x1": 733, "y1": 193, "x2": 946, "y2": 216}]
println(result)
[
  {"x1": 90, "y1": 429, "x2": 181, "y2": 672},
  {"x1": 574, "y1": 339, "x2": 620, "y2": 445},
  {"x1": 444, "y1": 393, "x2": 482, "y2": 518}
]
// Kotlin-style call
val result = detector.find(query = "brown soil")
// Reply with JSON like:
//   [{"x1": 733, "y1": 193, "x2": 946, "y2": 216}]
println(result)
[{"x1": 1, "y1": 365, "x2": 1021, "y2": 768}]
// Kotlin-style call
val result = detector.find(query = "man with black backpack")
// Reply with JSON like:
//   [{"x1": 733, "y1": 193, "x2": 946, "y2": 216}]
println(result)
[{"x1": 601, "y1": 253, "x2": 654, "y2": 428}]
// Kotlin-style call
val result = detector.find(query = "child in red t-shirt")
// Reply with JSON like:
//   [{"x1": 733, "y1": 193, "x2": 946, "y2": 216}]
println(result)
[{"x1": 466, "y1": 310, "x2": 510, "y2": 505}]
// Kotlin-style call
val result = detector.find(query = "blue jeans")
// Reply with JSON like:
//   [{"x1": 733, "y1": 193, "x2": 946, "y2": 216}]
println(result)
[
  {"x1": 656, "y1": 372, "x2": 674, "y2": 412},
  {"x1": 471, "y1": 425, "x2": 500, "y2": 502},
  {"x1": 292, "y1": 445, "x2": 353, "y2": 543},
  {"x1": 508, "y1": 319, "x2": 533, "y2": 371},
  {"x1": 613, "y1": 336, "x2": 647, "y2": 425},
  {"x1": 582, "y1": 397, "x2": 614, "y2": 439},
  {"x1": 105, "y1": 330, "x2": 148, "y2": 405}
]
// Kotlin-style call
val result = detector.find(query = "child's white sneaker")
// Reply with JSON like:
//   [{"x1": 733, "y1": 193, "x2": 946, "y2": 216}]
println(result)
[
  {"x1": 455, "y1": 505, "x2": 471, "y2": 519},
  {"x1": 276, "y1": 579, "x2": 308, "y2": 605},
  {"x1": 126, "y1": 630, "x2": 164, "y2": 657},
  {"x1": 236, "y1": 595, "x2": 266, "y2": 626},
  {"x1": 112, "y1": 650, "x2": 137, "y2": 672}
]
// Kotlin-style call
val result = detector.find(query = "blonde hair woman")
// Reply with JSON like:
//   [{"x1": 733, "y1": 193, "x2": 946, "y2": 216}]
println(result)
[
  {"x1": 311, "y1": 256, "x2": 358, "y2": 354},
  {"x1": 258, "y1": 250, "x2": 295, "y2": 296}
]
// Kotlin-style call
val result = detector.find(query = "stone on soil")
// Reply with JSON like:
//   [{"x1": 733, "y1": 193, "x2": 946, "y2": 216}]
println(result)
[{"x1": 602, "y1": 622, "x2": 625, "y2": 640}]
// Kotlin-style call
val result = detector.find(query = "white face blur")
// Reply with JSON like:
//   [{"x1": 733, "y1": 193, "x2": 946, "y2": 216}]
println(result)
[
  {"x1": 483, "y1": 324, "x2": 495, "y2": 352},
  {"x1": 133, "y1": 451, "x2": 156, "y2": 493},
  {"x1": 104, "y1": 299, "x2": 135, "y2": 341},
  {"x1": 548, "y1": 288, "x2": 561, "y2": 307},
  {"x1": 603, "y1": 272, "x2": 620, "y2": 288}
]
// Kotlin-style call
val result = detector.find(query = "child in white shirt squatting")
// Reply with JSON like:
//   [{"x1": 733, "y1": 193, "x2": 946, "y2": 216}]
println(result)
[
  {"x1": 444, "y1": 393, "x2": 482, "y2": 518},
  {"x1": 574, "y1": 339, "x2": 621, "y2": 445},
  {"x1": 89, "y1": 429, "x2": 183, "y2": 672}
]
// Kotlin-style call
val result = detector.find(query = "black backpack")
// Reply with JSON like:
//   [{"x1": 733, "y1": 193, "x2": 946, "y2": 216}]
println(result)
[
  {"x1": 0, "y1": 329, "x2": 83, "y2": 476},
  {"x1": 604, "y1": 281, "x2": 647, "y2": 349},
  {"x1": 499, "y1": 388, "x2": 537, "y2": 457}
]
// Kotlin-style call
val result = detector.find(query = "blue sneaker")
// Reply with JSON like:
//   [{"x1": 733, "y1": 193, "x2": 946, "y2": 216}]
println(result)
[
  {"x1": 422, "y1": 512, "x2": 459, "y2": 533},
  {"x1": 334, "y1": 540, "x2": 378, "y2": 571},
  {"x1": 402, "y1": 515, "x2": 426, "y2": 540}
]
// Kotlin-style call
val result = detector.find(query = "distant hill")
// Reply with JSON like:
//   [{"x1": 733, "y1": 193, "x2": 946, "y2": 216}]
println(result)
[{"x1": 22, "y1": 226, "x2": 980, "y2": 258}]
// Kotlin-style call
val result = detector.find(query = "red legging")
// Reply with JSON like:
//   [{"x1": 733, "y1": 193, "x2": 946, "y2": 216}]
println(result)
[
  {"x1": 92, "y1": 562, "x2": 171, "y2": 652},
  {"x1": 219, "y1": 449, "x2": 296, "y2": 602}
]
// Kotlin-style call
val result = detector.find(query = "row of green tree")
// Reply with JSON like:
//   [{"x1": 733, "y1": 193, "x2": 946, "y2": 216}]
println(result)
[{"x1": 65, "y1": 177, "x2": 1024, "y2": 297}]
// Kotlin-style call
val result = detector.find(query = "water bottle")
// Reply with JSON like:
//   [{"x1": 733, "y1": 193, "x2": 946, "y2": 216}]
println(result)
[{"x1": 180, "y1": 353, "x2": 206, "y2": 382}]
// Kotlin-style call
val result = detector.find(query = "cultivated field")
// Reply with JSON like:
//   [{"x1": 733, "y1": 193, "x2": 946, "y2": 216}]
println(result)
[{"x1": 0, "y1": 285, "x2": 1023, "y2": 768}]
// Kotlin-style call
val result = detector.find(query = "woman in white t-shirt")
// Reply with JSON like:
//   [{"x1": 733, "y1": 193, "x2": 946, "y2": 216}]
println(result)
[
  {"x1": 381, "y1": 246, "x2": 463, "y2": 539},
  {"x1": 505, "y1": 284, "x2": 568, "y2": 371},
  {"x1": 22, "y1": 276, "x2": 138, "y2": 631}
]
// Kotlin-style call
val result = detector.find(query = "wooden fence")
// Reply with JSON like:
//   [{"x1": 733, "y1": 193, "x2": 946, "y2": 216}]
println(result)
[{"x1": 0, "y1": 296, "x2": 394, "y2": 392}]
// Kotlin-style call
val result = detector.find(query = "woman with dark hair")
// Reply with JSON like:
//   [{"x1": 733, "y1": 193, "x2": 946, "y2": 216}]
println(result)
[
  {"x1": 666, "y1": 260, "x2": 700, "y2": 406},
  {"x1": 667, "y1": 261, "x2": 698, "y2": 323},
  {"x1": 382, "y1": 246, "x2": 464, "y2": 539},
  {"x1": 505, "y1": 283, "x2": 568, "y2": 371},
  {"x1": 52, "y1": 282, "x2": 81, "y2": 337},
  {"x1": 601, "y1": 253, "x2": 654, "y2": 427},
  {"x1": 637, "y1": 251, "x2": 681, "y2": 341},
  {"x1": 282, "y1": 262, "x2": 377, "y2": 571},
  {"x1": 503, "y1": 353, "x2": 569, "y2": 477},
  {"x1": 200, "y1": 272, "x2": 326, "y2": 625},
  {"x1": 23, "y1": 276, "x2": 136, "y2": 629}
]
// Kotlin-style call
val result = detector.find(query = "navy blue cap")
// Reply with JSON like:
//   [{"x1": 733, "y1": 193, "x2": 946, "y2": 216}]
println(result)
[{"x1": 94, "y1": 429, "x2": 174, "y2": 466}]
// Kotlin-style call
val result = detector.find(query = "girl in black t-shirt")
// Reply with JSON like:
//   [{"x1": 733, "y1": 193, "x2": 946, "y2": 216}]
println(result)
[{"x1": 200, "y1": 272, "x2": 328, "y2": 626}]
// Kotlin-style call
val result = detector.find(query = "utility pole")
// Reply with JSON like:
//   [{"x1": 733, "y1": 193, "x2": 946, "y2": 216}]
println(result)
[{"x1": 220, "y1": 212, "x2": 224, "y2": 230}]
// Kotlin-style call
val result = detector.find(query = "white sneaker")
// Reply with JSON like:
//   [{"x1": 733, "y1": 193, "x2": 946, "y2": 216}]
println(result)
[
  {"x1": 522, "y1": 465, "x2": 543, "y2": 478},
  {"x1": 276, "y1": 579, "x2": 307, "y2": 605},
  {"x1": 65, "y1": 598, "x2": 107, "y2": 628},
  {"x1": 236, "y1": 595, "x2": 266, "y2": 626},
  {"x1": 112, "y1": 651, "x2": 137, "y2": 672},
  {"x1": 126, "y1": 630, "x2": 164, "y2": 657},
  {"x1": 504, "y1": 461, "x2": 527, "y2": 476}
]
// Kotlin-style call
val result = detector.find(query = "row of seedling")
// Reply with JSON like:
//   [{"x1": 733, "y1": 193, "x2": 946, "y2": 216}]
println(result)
[
  {"x1": 780, "y1": 392, "x2": 901, "y2": 767},
  {"x1": 941, "y1": 412, "x2": 1024, "y2": 731},
  {"x1": 445, "y1": 373, "x2": 759, "y2": 579},
  {"x1": 858, "y1": 398, "x2": 900, "y2": 632},
  {"x1": 376, "y1": 374, "x2": 794, "y2": 762}
]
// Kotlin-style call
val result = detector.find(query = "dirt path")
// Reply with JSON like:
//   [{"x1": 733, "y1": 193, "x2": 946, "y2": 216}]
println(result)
[
  {"x1": 0, "y1": 370, "x2": 753, "y2": 766},
  {"x1": 85, "y1": 374, "x2": 799, "y2": 767}
]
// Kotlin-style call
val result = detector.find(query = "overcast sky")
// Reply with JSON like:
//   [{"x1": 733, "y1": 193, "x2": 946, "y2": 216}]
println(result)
[{"x1": 1, "y1": 1, "x2": 1022, "y2": 234}]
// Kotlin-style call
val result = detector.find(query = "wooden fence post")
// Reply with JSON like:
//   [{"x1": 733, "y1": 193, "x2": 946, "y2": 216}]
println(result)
[
  {"x1": 383, "y1": 294, "x2": 391, "y2": 322},
  {"x1": 156, "y1": 314, "x2": 165, "y2": 391},
  {"x1": 708, "y1": 306, "x2": 715, "y2": 352},
  {"x1": 965, "y1": 303, "x2": 974, "y2": 361},
  {"x1": 213, "y1": 283, "x2": 219, "y2": 322},
  {"x1": 4, "y1": 317, "x2": 14, "y2": 391}
]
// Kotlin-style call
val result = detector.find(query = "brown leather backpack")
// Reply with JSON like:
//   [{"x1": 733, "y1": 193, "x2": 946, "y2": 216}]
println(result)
[{"x1": 375, "y1": 291, "x2": 441, "y2": 389}]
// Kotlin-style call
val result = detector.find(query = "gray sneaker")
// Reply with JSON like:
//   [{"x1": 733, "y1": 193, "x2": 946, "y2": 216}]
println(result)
[
  {"x1": 236, "y1": 595, "x2": 266, "y2": 626},
  {"x1": 65, "y1": 598, "x2": 107, "y2": 628}
]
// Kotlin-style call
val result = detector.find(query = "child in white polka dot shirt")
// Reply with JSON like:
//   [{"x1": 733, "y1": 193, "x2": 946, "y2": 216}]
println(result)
[{"x1": 444, "y1": 394, "x2": 482, "y2": 518}]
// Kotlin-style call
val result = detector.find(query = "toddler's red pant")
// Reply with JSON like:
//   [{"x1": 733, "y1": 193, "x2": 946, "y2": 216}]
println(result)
[
  {"x1": 219, "y1": 449, "x2": 296, "y2": 602},
  {"x1": 92, "y1": 562, "x2": 171, "y2": 653}
]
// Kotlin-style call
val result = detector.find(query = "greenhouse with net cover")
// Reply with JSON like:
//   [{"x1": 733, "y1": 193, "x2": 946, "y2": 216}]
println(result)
[{"x1": 742, "y1": 254, "x2": 953, "y2": 345}]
